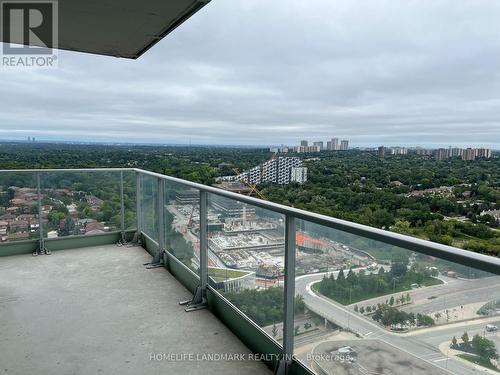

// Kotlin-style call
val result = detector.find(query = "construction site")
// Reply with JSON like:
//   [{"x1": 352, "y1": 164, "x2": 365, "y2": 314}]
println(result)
[{"x1": 165, "y1": 185, "x2": 374, "y2": 290}]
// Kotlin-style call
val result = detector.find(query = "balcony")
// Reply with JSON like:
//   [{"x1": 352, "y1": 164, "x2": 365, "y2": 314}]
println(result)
[
  {"x1": 1, "y1": 168, "x2": 499, "y2": 375},
  {"x1": 0, "y1": 244, "x2": 269, "y2": 375}
]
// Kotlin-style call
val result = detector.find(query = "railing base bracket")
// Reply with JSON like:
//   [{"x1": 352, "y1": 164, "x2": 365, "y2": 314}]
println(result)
[
  {"x1": 144, "y1": 263, "x2": 163, "y2": 269},
  {"x1": 274, "y1": 360, "x2": 292, "y2": 375},
  {"x1": 184, "y1": 303, "x2": 208, "y2": 312},
  {"x1": 131, "y1": 231, "x2": 142, "y2": 246},
  {"x1": 182, "y1": 286, "x2": 207, "y2": 312},
  {"x1": 33, "y1": 242, "x2": 50, "y2": 256}
]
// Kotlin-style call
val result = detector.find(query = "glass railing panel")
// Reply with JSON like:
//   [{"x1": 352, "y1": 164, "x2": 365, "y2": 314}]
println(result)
[
  {"x1": 207, "y1": 192, "x2": 286, "y2": 339},
  {"x1": 163, "y1": 179, "x2": 200, "y2": 272},
  {"x1": 122, "y1": 170, "x2": 137, "y2": 230},
  {"x1": 0, "y1": 172, "x2": 38, "y2": 242},
  {"x1": 293, "y1": 219, "x2": 500, "y2": 375},
  {"x1": 139, "y1": 173, "x2": 158, "y2": 241},
  {"x1": 40, "y1": 171, "x2": 121, "y2": 238}
]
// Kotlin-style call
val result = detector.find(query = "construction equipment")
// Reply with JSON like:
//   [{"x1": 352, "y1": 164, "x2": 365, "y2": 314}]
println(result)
[
  {"x1": 232, "y1": 168, "x2": 267, "y2": 200},
  {"x1": 231, "y1": 151, "x2": 278, "y2": 200},
  {"x1": 187, "y1": 205, "x2": 195, "y2": 228}
]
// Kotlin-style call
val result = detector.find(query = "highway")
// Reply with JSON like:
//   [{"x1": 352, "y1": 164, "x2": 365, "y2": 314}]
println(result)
[{"x1": 295, "y1": 271, "x2": 499, "y2": 375}]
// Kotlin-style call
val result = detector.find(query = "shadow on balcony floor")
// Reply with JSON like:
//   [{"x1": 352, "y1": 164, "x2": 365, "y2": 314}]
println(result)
[{"x1": 0, "y1": 245, "x2": 271, "y2": 375}]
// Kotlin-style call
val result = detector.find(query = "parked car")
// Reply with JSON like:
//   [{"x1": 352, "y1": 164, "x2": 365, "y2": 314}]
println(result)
[{"x1": 486, "y1": 324, "x2": 498, "y2": 332}]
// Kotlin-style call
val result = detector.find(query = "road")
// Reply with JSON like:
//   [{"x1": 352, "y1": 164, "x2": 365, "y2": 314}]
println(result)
[
  {"x1": 413, "y1": 319, "x2": 500, "y2": 348},
  {"x1": 402, "y1": 277, "x2": 500, "y2": 315},
  {"x1": 295, "y1": 271, "x2": 499, "y2": 375},
  {"x1": 347, "y1": 275, "x2": 500, "y2": 316}
]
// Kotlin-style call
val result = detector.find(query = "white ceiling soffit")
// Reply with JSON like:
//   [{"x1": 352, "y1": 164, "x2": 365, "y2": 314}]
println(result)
[{"x1": 1, "y1": 0, "x2": 211, "y2": 59}]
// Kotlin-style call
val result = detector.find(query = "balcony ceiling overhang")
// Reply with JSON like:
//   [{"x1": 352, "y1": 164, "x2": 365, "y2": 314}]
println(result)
[{"x1": 1, "y1": 0, "x2": 210, "y2": 59}]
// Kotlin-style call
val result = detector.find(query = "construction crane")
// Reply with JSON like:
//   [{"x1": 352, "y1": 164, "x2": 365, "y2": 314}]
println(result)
[
  {"x1": 232, "y1": 167, "x2": 267, "y2": 200},
  {"x1": 232, "y1": 151, "x2": 279, "y2": 200},
  {"x1": 187, "y1": 204, "x2": 195, "y2": 228}
]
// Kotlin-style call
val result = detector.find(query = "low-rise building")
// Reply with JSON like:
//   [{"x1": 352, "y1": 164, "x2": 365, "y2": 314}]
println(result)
[
  {"x1": 481, "y1": 209, "x2": 500, "y2": 223},
  {"x1": 86, "y1": 195, "x2": 104, "y2": 208},
  {"x1": 9, "y1": 220, "x2": 29, "y2": 232},
  {"x1": 85, "y1": 221, "x2": 105, "y2": 233},
  {"x1": 175, "y1": 189, "x2": 200, "y2": 205},
  {"x1": 0, "y1": 220, "x2": 8, "y2": 236}
]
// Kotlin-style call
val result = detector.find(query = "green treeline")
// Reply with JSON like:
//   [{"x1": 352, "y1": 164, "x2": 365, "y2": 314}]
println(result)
[
  {"x1": 263, "y1": 152, "x2": 500, "y2": 257},
  {"x1": 372, "y1": 304, "x2": 435, "y2": 328},
  {"x1": 316, "y1": 261, "x2": 441, "y2": 305},
  {"x1": 225, "y1": 287, "x2": 305, "y2": 327},
  {"x1": 1, "y1": 143, "x2": 498, "y2": 257}
]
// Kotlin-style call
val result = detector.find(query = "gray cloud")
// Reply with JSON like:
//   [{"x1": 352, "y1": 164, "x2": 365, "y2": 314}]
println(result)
[{"x1": 1, "y1": 0, "x2": 500, "y2": 147}]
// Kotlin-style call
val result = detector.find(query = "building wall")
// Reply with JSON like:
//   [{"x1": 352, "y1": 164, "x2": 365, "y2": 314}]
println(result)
[{"x1": 290, "y1": 167, "x2": 308, "y2": 184}]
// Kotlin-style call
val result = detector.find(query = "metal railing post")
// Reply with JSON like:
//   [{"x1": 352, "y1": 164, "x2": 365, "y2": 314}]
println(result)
[
  {"x1": 155, "y1": 177, "x2": 165, "y2": 263},
  {"x1": 182, "y1": 190, "x2": 208, "y2": 312},
  {"x1": 34, "y1": 172, "x2": 49, "y2": 256},
  {"x1": 134, "y1": 171, "x2": 142, "y2": 244},
  {"x1": 119, "y1": 171, "x2": 126, "y2": 244},
  {"x1": 276, "y1": 214, "x2": 296, "y2": 374},
  {"x1": 199, "y1": 191, "x2": 208, "y2": 291}
]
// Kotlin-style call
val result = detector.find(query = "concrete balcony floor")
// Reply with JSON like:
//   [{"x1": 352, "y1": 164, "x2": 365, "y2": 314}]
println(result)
[{"x1": 0, "y1": 245, "x2": 271, "y2": 375}]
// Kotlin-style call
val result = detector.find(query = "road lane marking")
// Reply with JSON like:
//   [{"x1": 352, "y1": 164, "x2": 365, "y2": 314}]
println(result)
[{"x1": 433, "y1": 358, "x2": 448, "y2": 363}]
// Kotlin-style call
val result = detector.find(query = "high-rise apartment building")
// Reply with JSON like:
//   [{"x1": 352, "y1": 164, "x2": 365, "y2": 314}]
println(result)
[
  {"x1": 261, "y1": 159, "x2": 277, "y2": 183},
  {"x1": 240, "y1": 166, "x2": 262, "y2": 185},
  {"x1": 434, "y1": 148, "x2": 450, "y2": 161},
  {"x1": 276, "y1": 138, "x2": 351, "y2": 154},
  {"x1": 279, "y1": 145, "x2": 289, "y2": 153},
  {"x1": 313, "y1": 141, "x2": 324, "y2": 151},
  {"x1": 477, "y1": 148, "x2": 492, "y2": 159},
  {"x1": 451, "y1": 148, "x2": 463, "y2": 157},
  {"x1": 462, "y1": 148, "x2": 476, "y2": 161},
  {"x1": 277, "y1": 157, "x2": 302, "y2": 184},
  {"x1": 415, "y1": 148, "x2": 433, "y2": 156},
  {"x1": 331, "y1": 138, "x2": 339, "y2": 150},
  {"x1": 393, "y1": 147, "x2": 407, "y2": 155},
  {"x1": 378, "y1": 146, "x2": 386, "y2": 157},
  {"x1": 379, "y1": 146, "x2": 407, "y2": 157},
  {"x1": 238, "y1": 157, "x2": 306, "y2": 185}
]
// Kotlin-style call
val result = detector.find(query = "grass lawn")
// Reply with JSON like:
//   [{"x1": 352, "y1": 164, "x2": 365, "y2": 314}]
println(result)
[
  {"x1": 208, "y1": 267, "x2": 250, "y2": 281},
  {"x1": 422, "y1": 277, "x2": 444, "y2": 287},
  {"x1": 312, "y1": 275, "x2": 443, "y2": 305},
  {"x1": 457, "y1": 354, "x2": 500, "y2": 373}
]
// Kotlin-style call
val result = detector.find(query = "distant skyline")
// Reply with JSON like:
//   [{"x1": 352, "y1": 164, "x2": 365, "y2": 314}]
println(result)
[
  {"x1": 0, "y1": 137, "x2": 498, "y2": 151},
  {"x1": 1, "y1": 0, "x2": 500, "y2": 147}
]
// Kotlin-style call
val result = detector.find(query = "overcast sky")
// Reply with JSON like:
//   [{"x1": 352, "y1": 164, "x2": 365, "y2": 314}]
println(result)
[{"x1": 1, "y1": 0, "x2": 500, "y2": 148}]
